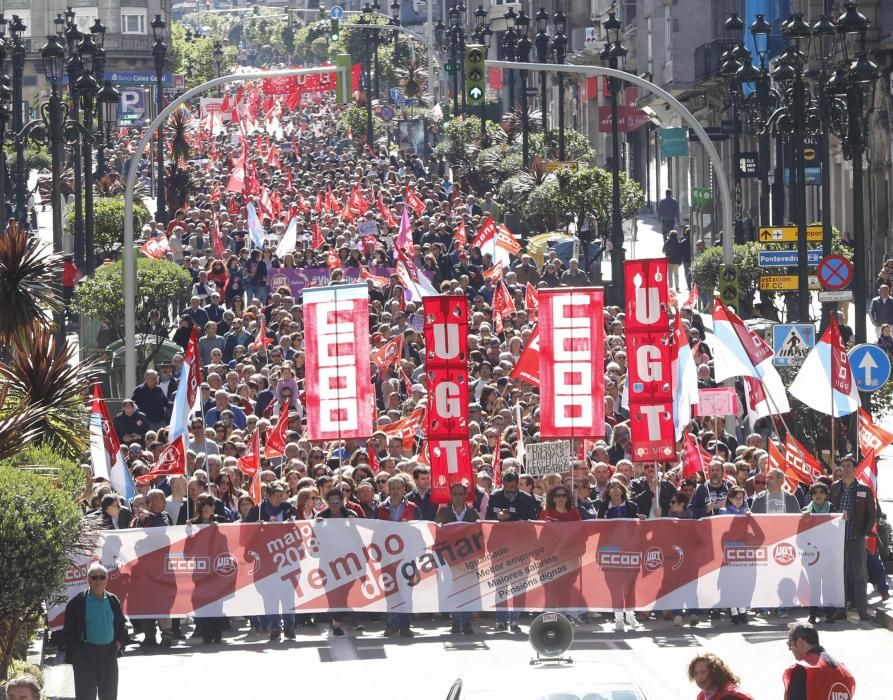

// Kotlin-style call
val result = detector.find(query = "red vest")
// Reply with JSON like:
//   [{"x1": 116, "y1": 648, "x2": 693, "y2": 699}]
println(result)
[{"x1": 783, "y1": 650, "x2": 855, "y2": 700}]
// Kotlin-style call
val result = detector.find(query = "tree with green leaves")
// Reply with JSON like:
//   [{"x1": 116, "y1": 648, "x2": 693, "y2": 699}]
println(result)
[
  {"x1": 169, "y1": 23, "x2": 238, "y2": 89},
  {"x1": 74, "y1": 257, "x2": 193, "y2": 345},
  {"x1": 555, "y1": 166, "x2": 645, "y2": 236},
  {"x1": 65, "y1": 196, "x2": 149, "y2": 262}
]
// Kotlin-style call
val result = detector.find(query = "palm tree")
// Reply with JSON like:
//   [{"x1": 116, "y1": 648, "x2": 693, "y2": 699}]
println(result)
[{"x1": 165, "y1": 111, "x2": 194, "y2": 215}]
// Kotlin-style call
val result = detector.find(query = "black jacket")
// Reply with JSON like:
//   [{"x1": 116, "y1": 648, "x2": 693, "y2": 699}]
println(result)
[
  {"x1": 595, "y1": 498, "x2": 640, "y2": 519},
  {"x1": 63, "y1": 590, "x2": 129, "y2": 663},
  {"x1": 485, "y1": 488, "x2": 541, "y2": 521},
  {"x1": 630, "y1": 477, "x2": 677, "y2": 518},
  {"x1": 245, "y1": 499, "x2": 299, "y2": 522},
  {"x1": 407, "y1": 489, "x2": 438, "y2": 521}
]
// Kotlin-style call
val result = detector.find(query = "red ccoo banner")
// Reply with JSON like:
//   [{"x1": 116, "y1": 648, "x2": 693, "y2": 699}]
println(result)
[
  {"x1": 423, "y1": 296, "x2": 473, "y2": 504},
  {"x1": 538, "y1": 289, "x2": 605, "y2": 438},
  {"x1": 304, "y1": 285, "x2": 374, "y2": 441},
  {"x1": 625, "y1": 259, "x2": 675, "y2": 461}
]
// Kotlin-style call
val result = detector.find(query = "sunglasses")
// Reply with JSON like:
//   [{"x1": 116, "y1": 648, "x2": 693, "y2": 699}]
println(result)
[
  {"x1": 754, "y1": 479, "x2": 767, "y2": 485},
  {"x1": 376, "y1": 478, "x2": 389, "y2": 483},
  {"x1": 90, "y1": 574, "x2": 107, "y2": 581},
  {"x1": 554, "y1": 493, "x2": 568, "y2": 498}
]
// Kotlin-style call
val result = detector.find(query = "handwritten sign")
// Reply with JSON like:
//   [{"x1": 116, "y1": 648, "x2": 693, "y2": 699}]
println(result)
[
  {"x1": 525, "y1": 440, "x2": 573, "y2": 476},
  {"x1": 694, "y1": 387, "x2": 740, "y2": 417}
]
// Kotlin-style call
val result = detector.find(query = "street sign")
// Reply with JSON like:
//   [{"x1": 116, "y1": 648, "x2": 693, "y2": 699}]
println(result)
[
  {"x1": 329, "y1": 5, "x2": 345, "y2": 19},
  {"x1": 660, "y1": 128, "x2": 689, "y2": 158},
  {"x1": 818, "y1": 290, "x2": 854, "y2": 302},
  {"x1": 101, "y1": 70, "x2": 175, "y2": 87},
  {"x1": 848, "y1": 344, "x2": 892, "y2": 392},
  {"x1": 772, "y1": 323, "x2": 815, "y2": 367},
  {"x1": 759, "y1": 275, "x2": 820, "y2": 291},
  {"x1": 738, "y1": 152, "x2": 759, "y2": 177},
  {"x1": 758, "y1": 226, "x2": 822, "y2": 243},
  {"x1": 468, "y1": 86, "x2": 483, "y2": 100},
  {"x1": 692, "y1": 187, "x2": 712, "y2": 209},
  {"x1": 379, "y1": 104, "x2": 395, "y2": 122},
  {"x1": 758, "y1": 250, "x2": 822, "y2": 267},
  {"x1": 118, "y1": 88, "x2": 148, "y2": 127},
  {"x1": 444, "y1": 62, "x2": 460, "y2": 74},
  {"x1": 816, "y1": 254, "x2": 854, "y2": 291},
  {"x1": 688, "y1": 126, "x2": 728, "y2": 141},
  {"x1": 544, "y1": 161, "x2": 579, "y2": 173}
]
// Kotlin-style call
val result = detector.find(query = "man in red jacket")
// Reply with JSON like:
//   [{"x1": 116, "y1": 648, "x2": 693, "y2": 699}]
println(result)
[
  {"x1": 784, "y1": 623, "x2": 855, "y2": 700},
  {"x1": 378, "y1": 475, "x2": 419, "y2": 637},
  {"x1": 688, "y1": 653, "x2": 753, "y2": 700}
]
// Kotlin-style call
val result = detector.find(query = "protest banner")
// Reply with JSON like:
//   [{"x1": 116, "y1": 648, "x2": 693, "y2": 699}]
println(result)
[
  {"x1": 694, "y1": 387, "x2": 740, "y2": 417},
  {"x1": 49, "y1": 516, "x2": 844, "y2": 627}
]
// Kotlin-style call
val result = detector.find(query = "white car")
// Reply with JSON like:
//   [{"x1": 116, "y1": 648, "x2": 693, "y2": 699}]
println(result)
[{"x1": 445, "y1": 661, "x2": 648, "y2": 700}]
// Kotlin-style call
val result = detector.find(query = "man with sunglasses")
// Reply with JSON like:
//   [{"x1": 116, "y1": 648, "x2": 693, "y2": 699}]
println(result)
[{"x1": 63, "y1": 562, "x2": 129, "y2": 700}]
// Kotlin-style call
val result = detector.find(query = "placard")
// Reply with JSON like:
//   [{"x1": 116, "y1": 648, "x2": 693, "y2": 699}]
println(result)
[{"x1": 525, "y1": 440, "x2": 573, "y2": 476}]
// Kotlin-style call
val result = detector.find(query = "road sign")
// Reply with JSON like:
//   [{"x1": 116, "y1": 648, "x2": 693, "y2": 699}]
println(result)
[
  {"x1": 758, "y1": 250, "x2": 822, "y2": 267},
  {"x1": 816, "y1": 254, "x2": 854, "y2": 291},
  {"x1": 758, "y1": 226, "x2": 822, "y2": 243},
  {"x1": 329, "y1": 5, "x2": 345, "y2": 19},
  {"x1": 544, "y1": 161, "x2": 579, "y2": 173},
  {"x1": 118, "y1": 88, "x2": 148, "y2": 127},
  {"x1": 468, "y1": 86, "x2": 483, "y2": 100},
  {"x1": 719, "y1": 264, "x2": 739, "y2": 311},
  {"x1": 848, "y1": 344, "x2": 892, "y2": 392},
  {"x1": 817, "y1": 290, "x2": 854, "y2": 302},
  {"x1": 738, "y1": 152, "x2": 759, "y2": 177},
  {"x1": 772, "y1": 323, "x2": 815, "y2": 367},
  {"x1": 759, "y1": 275, "x2": 820, "y2": 291},
  {"x1": 379, "y1": 104, "x2": 395, "y2": 122},
  {"x1": 660, "y1": 128, "x2": 689, "y2": 158}
]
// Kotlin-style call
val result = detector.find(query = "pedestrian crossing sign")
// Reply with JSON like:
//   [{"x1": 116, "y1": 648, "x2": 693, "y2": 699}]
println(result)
[{"x1": 772, "y1": 323, "x2": 815, "y2": 367}]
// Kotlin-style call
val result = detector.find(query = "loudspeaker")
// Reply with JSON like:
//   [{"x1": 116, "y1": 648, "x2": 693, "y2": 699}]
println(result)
[{"x1": 528, "y1": 612, "x2": 574, "y2": 659}]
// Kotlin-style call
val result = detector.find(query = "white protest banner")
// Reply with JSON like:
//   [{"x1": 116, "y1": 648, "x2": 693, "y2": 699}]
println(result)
[{"x1": 525, "y1": 440, "x2": 572, "y2": 476}]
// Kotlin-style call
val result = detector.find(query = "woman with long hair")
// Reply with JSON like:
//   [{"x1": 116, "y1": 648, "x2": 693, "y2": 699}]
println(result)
[
  {"x1": 540, "y1": 485, "x2": 582, "y2": 522},
  {"x1": 596, "y1": 479, "x2": 642, "y2": 632}
]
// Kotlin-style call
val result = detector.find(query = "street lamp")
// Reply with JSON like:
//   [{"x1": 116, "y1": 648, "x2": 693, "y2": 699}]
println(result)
[
  {"x1": 829, "y1": 1, "x2": 878, "y2": 343},
  {"x1": 551, "y1": 6, "x2": 567, "y2": 161},
  {"x1": 9, "y1": 15, "x2": 27, "y2": 225},
  {"x1": 501, "y1": 8, "x2": 517, "y2": 109},
  {"x1": 534, "y1": 7, "x2": 550, "y2": 130},
  {"x1": 600, "y1": 2, "x2": 626, "y2": 304},
  {"x1": 515, "y1": 9, "x2": 532, "y2": 168},
  {"x1": 213, "y1": 40, "x2": 224, "y2": 80},
  {"x1": 473, "y1": 5, "x2": 491, "y2": 143},
  {"x1": 64, "y1": 15, "x2": 86, "y2": 271},
  {"x1": 89, "y1": 19, "x2": 108, "y2": 178},
  {"x1": 77, "y1": 29, "x2": 101, "y2": 275},
  {"x1": 357, "y1": 11, "x2": 375, "y2": 149},
  {"x1": 151, "y1": 14, "x2": 167, "y2": 224},
  {"x1": 447, "y1": 3, "x2": 466, "y2": 117}
]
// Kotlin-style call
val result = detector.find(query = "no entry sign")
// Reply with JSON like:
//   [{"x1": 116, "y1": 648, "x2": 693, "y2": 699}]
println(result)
[{"x1": 817, "y1": 254, "x2": 853, "y2": 291}]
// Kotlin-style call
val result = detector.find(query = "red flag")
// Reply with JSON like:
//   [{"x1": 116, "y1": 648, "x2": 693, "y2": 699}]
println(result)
[
  {"x1": 264, "y1": 403, "x2": 291, "y2": 458},
  {"x1": 210, "y1": 182, "x2": 221, "y2": 202},
  {"x1": 377, "y1": 196, "x2": 398, "y2": 228},
  {"x1": 314, "y1": 192, "x2": 324, "y2": 213},
  {"x1": 453, "y1": 220, "x2": 467, "y2": 252},
  {"x1": 682, "y1": 432, "x2": 710, "y2": 478},
  {"x1": 359, "y1": 265, "x2": 391, "y2": 288},
  {"x1": 482, "y1": 264, "x2": 504, "y2": 284},
  {"x1": 238, "y1": 429, "x2": 260, "y2": 478},
  {"x1": 184, "y1": 327, "x2": 202, "y2": 410},
  {"x1": 227, "y1": 196, "x2": 240, "y2": 216},
  {"x1": 855, "y1": 448, "x2": 878, "y2": 496},
  {"x1": 510, "y1": 325, "x2": 540, "y2": 385},
  {"x1": 471, "y1": 215, "x2": 498, "y2": 250},
  {"x1": 249, "y1": 315, "x2": 271, "y2": 352},
  {"x1": 525, "y1": 283, "x2": 539, "y2": 318},
  {"x1": 219, "y1": 93, "x2": 230, "y2": 114},
  {"x1": 379, "y1": 407, "x2": 425, "y2": 449},
  {"x1": 367, "y1": 440, "x2": 379, "y2": 473},
  {"x1": 783, "y1": 434, "x2": 824, "y2": 490},
  {"x1": 140, "y1": 234, "x2": 169, "y2": 260},
  {"x1": 311, "y1": 222, "x2": 325, "y2": 249},
  {"x1": 210, "y1": 215, "x2": 225, "y2": 259},
  {"x1": 326, "y1": 251, "x2": 342, "y2": 269},
  {"x1": 325, "y1": 187, "x2": 339, "y2": 212},
  {"x1": 857, "y1": 407, "x2": 893, "y2": 456},
  {"x1": 249, "y1": 471, "x2": 262, "y2": 505},
  {"x1": 136, "y1": 435, "x2": 187, "y2": 484},
  {"x1": 492, "y1": 281, "x2": 517, "y2": 334},
  {"x1": 682, "y1": 284, "x2": 699, "y2": 309},
  {"x1": 371, "y1": 335, "x2": 404, "y2": 372},
  {"x1": 404, "y1": 187, "x2": 426, "y2": 217},
  {"x1": 495, "y1": 223, "x2": 522, "y2": 255},
  {"x1": 767, "y1": 439, "x2": 785, "y2": 472},
  {"x1": 492, "y1": 432, "x2": 502, "y2": 488}
]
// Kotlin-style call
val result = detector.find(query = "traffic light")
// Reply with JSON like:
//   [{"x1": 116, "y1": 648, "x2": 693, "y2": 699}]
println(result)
[
  {"x1": 319, "y1": 5, "x2": 327, "y2": 21},
  {"x1": 330, "y1": 18, "x2": 340, "y2": 41},
  {"x1": 464, "y1": 44, "x2": 486, "y2": 105},
  {"x1": 719, "y1": 264, "x2": 739, "y2": 312}
]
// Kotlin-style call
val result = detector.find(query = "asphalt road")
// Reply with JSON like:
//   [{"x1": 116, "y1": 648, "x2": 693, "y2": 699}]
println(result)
[{"x1": 42, "y1": 609, "x2": 891, "y2": 699}]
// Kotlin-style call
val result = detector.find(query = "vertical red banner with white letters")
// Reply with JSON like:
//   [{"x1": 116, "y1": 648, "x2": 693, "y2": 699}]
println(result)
[
  {"x1": 423, "y1": 296, "x2": 472, "y2": 504},
  {"x1": 538, "y1": 288, "x2": 605, "y2": 438},
  {"x1": 304, "y1": 285, "x2": 374, "y2": 441},
  {"x1": 624, "y1": 259, "x2": 675, "y2": 461}
]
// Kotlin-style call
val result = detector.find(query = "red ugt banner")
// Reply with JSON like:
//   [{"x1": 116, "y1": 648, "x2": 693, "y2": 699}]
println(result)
[
  {"x1": 423, "y1": 296, "x2": 473, "y2": 504},
  {"x1": 625, "y1": 259, "x2": 675, "y2": 461},
  {"x1": 538, "y1": 289, "x2": 605, "y2": 438},
  {"x1": 304, "y1": 285, "x2": 373, "y2": 441}
]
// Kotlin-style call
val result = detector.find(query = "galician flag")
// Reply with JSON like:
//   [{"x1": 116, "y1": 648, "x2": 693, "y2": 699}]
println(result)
[
  {"x1": 246, "y1": 202, "x2": 265, "y2": 249},
  {"x1": 711, "y1": 299, "x2": 790, "y2": 414},
  {"x1": 670, "y1": 313, "x2": 699, "y2": 439},
  {"x1": 789, "y1": 315, "x2": 860, "y2": 417},
  {"x1": 168, "y1": 328, "x2": 201, "y2": 441},
  {"x1": 275, "y1": 216, "x2": 298, "y2": 259},
  {"x1": 89, "y1": 384, "x2": 135, "y2": 499}
]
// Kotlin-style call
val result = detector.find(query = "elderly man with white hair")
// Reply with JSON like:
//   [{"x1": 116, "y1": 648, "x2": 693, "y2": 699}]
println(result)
[{"x1": 63, "y1": 562, "x2": 129, "y2": 700}]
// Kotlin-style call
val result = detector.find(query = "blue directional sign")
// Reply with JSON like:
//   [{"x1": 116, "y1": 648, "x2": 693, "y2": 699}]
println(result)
[
  {"x1": 772, "y1": 324, "x2": 815, "y2": 367},
  {"x1": 758, "y1": 250, "x2": 822, "y2": 267},
  {"x1": 848, "y1": 344, "x2": 892, "y2": 392},
  {"x1": 330, "y1": 5, "x2": 345, "y2": 19}
]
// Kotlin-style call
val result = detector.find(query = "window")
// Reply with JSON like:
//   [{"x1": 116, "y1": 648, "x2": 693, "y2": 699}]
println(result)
[
  {"x1": 121, "y1": 8, "x2": 147, "y2": 34},
  {"x1": 74, "y1": 8, "x2": 99, "y2": 34}
]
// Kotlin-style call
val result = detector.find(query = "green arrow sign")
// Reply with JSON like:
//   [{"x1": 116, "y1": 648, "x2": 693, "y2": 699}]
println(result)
[{"x1": 468, "y1": 87, "x2": 483, "y2": 101}]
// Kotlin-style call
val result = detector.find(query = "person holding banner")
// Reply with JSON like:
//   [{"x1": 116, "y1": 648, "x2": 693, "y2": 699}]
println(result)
[{"x1": 435, "y1": 483, "x2": 480, "y2": 635}]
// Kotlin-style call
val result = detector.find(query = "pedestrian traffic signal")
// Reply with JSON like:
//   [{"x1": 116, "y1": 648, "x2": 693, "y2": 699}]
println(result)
[
  {"x1": 330, "y1": 18, "x2": 340, "y2": 41},
  {"x1": 464, "y1": 44, "x2": 486, "y2": 106}
]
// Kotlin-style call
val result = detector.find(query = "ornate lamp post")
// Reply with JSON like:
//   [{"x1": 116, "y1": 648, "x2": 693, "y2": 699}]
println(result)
[
  {"x1": 551, "y1": 6, "x2": 567, "y2": 160},
  {"x1": 515, "y1": 9, "x2": 532, "y2": 168},
  {"x1": 501, "y1": 8, "x2": 517, "y2": 109},
  {"x1": 6, "y1": 15, "x2": 28, "y2": 224},
  {"x1": 151, "y1": 14, "x2": 167, "y2": 224},
  {"x1": 213, "y1": 40, "x2": 224, "y2": 97},
  {"x1": 64, "y1": 13, "x2": 85, "y2": 270},
  {"x1": 534, "y1": 7, "x2": 551, "y2": 130}
]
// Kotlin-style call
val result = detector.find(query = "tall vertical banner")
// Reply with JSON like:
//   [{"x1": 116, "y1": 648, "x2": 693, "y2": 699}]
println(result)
[
  {"x1": 539, "y1": 289, "x2": 605, "y2": 438},
  {"x1": 304, "y1": 285, "x2": 374, "y2": 440},
  {"x1": 423, "y1": 296, "x2": 473, "y2": 504},
  {"x1": 625, "y1": 259, "x2": 675, "y2": 461}
]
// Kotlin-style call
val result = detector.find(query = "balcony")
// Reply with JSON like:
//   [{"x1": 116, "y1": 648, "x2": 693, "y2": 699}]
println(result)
[
  {"x1": 103, "y1": 34, "x2": 153, "y2": 53},
  {"x1": 694, "y1": 39, "x2": 728, "y2": 83}
]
